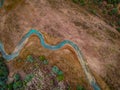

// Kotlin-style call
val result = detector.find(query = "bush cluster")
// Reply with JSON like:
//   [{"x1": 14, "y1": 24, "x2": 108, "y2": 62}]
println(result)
[{"x1": 0, "y1": 57, "x2": 23, "y2": 90}]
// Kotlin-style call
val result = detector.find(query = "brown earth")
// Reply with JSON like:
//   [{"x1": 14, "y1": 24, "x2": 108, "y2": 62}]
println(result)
[{"x1": 0, "y1": 0, "x2": 120, "y2": 90}]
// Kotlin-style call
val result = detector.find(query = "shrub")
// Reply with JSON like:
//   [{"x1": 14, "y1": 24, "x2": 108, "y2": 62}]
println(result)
[
  {"x1": 7, "y1": 82, "x2": 14, "y2": 90},
  {"x1": 39, "y1": 55, "x2": 46, "y2": 61},
  {"x1": 79, "y1": 0, "x2": 85, "y2": 5},
  {"x1": 14, "y1": 73, "x2": 21, "y2": 81},
  {"x1": 13, "y1": 81, "x2": 23, "y2": 89},
  {"x1": 72, "y1": 0, "x2": 79, "y2": 3},
  {"x1": 109, "y1": 8, "x2": 118, "y2": 15},
  {"x1": 77, "y1": 85, "x2": 85, "y2": 90},
  {"x1": 116, "y1": 27, "x2": 120, "y2": 32},
  {"x1": 27, "y1": 55, "x2": 34, "y2": 63},
  {"x1": 93, "y1": 0, "x2": 103, "y2": 4},
  {"x1": 90, "y1": 9, "x2": 97, "y2": 15},
  {"x1": 72, "y1": 0, "x2": 85, "y2": 6},
  {"x1": 117, "y1": 21, "x2": 120, "y2": 26},
  {"x1": 56, "y1": 74, "x2": 64, "y2": 82},
  {"x1": 52, "y1": 66, "x2": 60, "y2": 74},
  {"x1": 106, "y1": 0, "x2": 120, "y2": 5},
  {"x1": 0, "y1": 57, "x2": 9, "y2": 90},
  {"x1": 57, "y1": 70, "x2": 63, "y2": 75},
  {"x1": 24, "y1": 74, "x2": 34, "y2": 83},
  {"x1": 0, "y1": 57, "x2": 24, "y2": 89},
  {"x1": 0, "y1": 57, "x2": 8, "y2": 80},
  {"x1": 43, "y1": 60, "x2": 49, "y2": 65}
]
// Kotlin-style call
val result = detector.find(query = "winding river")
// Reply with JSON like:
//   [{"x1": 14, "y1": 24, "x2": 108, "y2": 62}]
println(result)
[{"x1": 0, "y1": 29, "x2": 100, "y2": 90}]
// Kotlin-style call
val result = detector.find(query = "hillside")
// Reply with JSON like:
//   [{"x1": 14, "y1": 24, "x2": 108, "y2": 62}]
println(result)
[{"x1": 0, "y1": 0, "x2": 120, "y2": 90}]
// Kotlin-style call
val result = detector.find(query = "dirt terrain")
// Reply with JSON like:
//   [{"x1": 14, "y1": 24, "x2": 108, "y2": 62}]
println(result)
[{"x1": 0, "y1": 0, "x2": 120, "y2": 90}]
